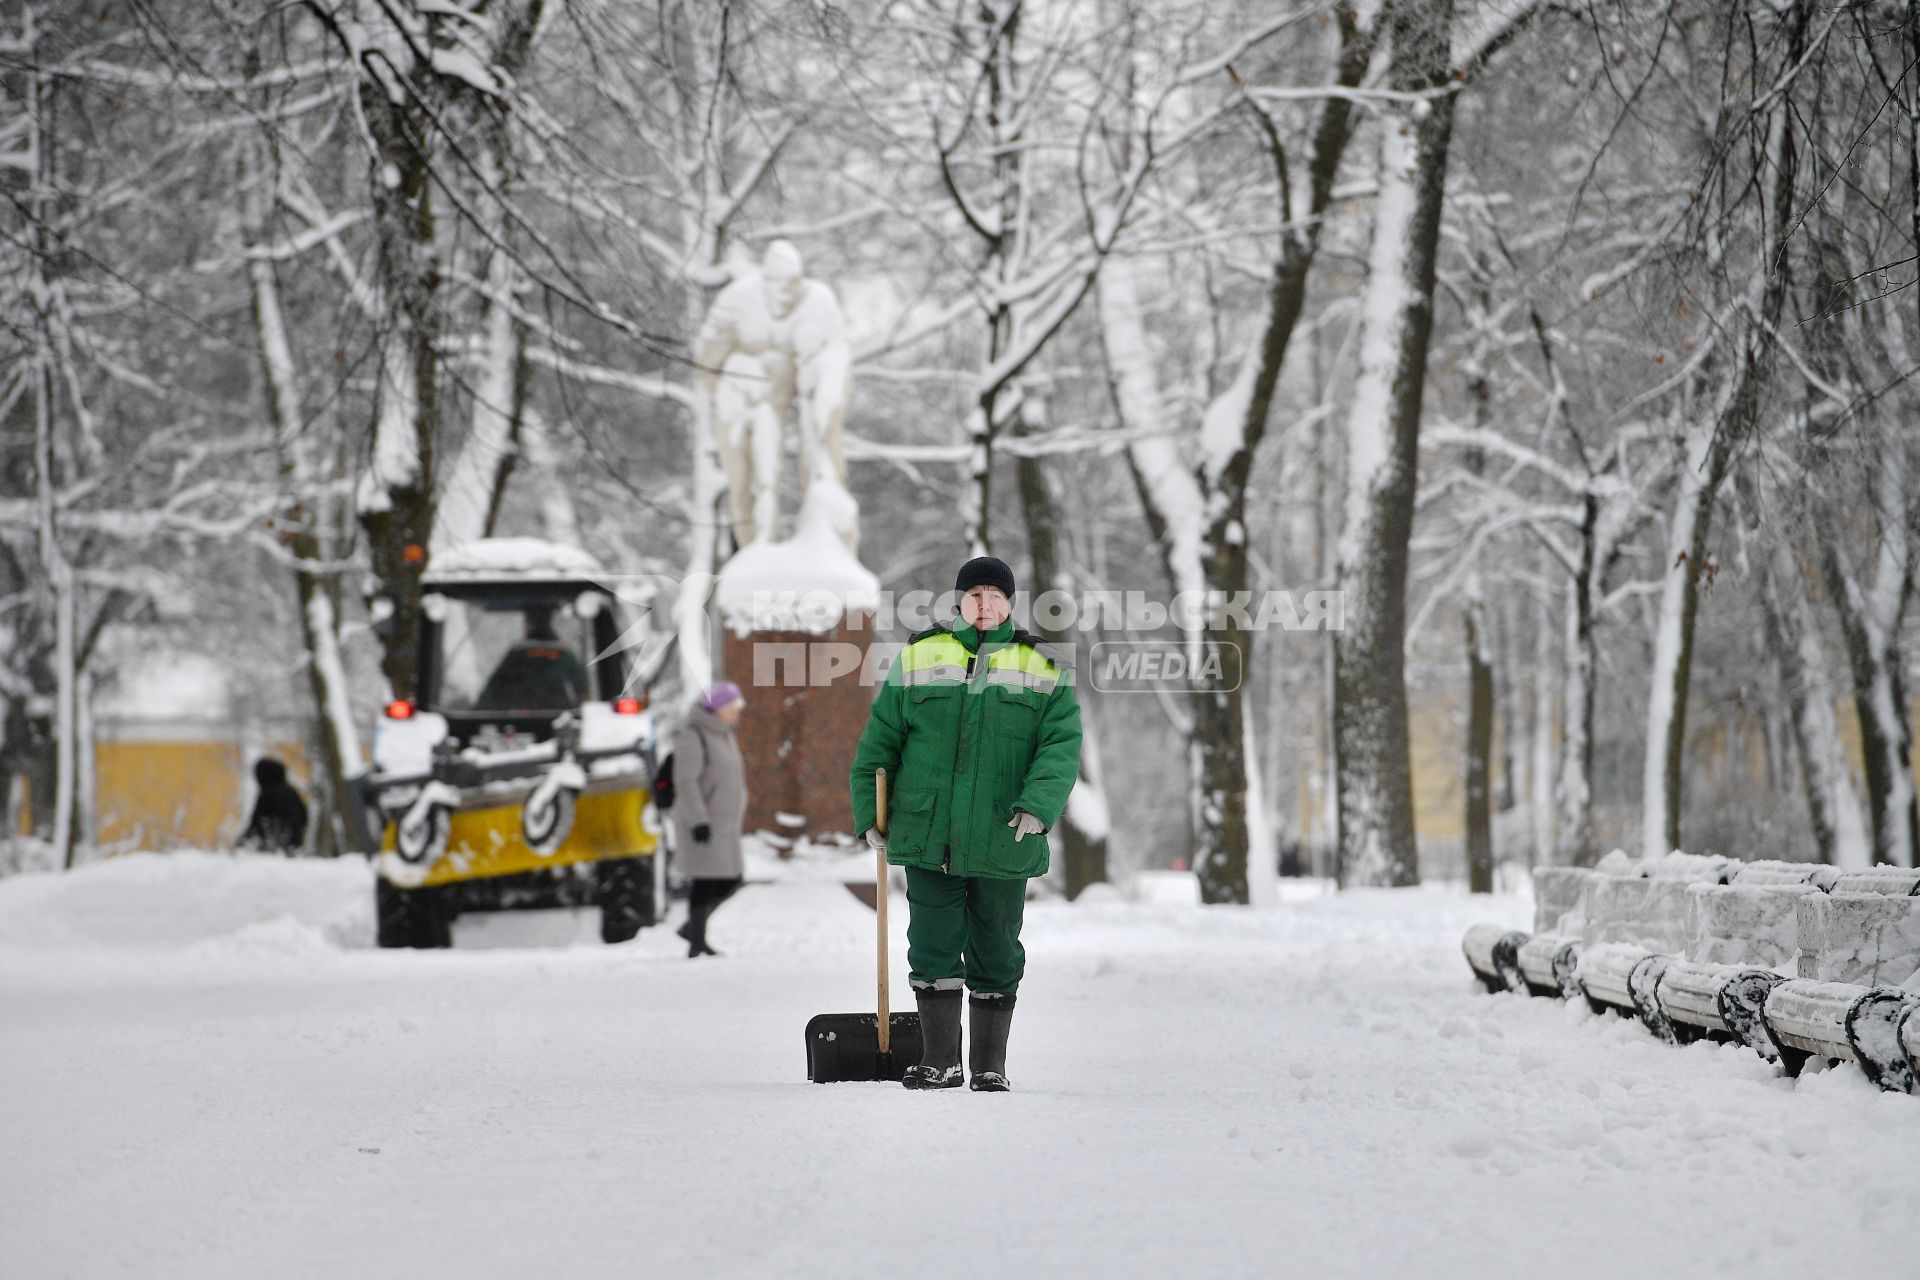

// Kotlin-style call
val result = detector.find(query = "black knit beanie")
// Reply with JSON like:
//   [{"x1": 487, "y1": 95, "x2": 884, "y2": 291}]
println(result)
[{"x1": 954, "y1": 555, "x2": 1017, "y2": 600}]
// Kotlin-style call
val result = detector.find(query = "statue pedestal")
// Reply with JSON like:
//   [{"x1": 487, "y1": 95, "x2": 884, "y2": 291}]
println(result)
[{"x1": 722, "y1": 608, "x2": 877, "y2": 843}]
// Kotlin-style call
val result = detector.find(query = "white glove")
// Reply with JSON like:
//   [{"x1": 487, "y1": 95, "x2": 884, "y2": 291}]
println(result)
[
  {"x1": 1008, "y1": 809, "x2": 1046, "y2": 842},
  {"x1": 865, "y1": 827, "x2": 888, "y2": 852}
]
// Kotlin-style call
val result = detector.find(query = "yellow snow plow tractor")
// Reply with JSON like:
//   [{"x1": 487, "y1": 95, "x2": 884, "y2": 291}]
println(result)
[{"x1": 350, "y1": 538, "x2": 666, "y2": 948}]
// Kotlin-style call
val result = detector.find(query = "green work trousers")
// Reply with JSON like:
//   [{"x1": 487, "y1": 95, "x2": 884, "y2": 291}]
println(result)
[{"x1": 904, "y1": 866, "x2": 1029, "y2": 997}]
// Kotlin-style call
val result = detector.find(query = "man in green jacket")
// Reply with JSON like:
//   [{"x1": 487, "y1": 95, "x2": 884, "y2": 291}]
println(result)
[{"x1": 849, "y1": 555, "x2": 1081, "y2": 1091}]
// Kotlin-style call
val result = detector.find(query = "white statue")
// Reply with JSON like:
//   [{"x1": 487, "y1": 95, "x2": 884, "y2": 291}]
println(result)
[{"x1": 694, "y1": 240, "x2": 854, "y2": 551}]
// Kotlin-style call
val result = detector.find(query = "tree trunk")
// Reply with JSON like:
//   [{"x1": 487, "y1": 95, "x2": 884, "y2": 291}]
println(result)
[
  {"x1": 247, "y1": 150, "x2": 362, "y2": 857},
  {"x1": 1243, "y1": 707, "x2": 1278, "y2": 906},
  {"x1": 963, "y1": 0, "x2": 1024, "y2": 558},
  {"x1": 1639, "y1": 3, "x2": 1806, "y2": 858},
  {"x1": 26, "y1": 31, "x2": 78, "y2": 869},
  {"x1": 1334, "y1": 0, "x2": 1457, "y2": 888},
  {"x1": 39, "y1": 383, "x2": 76, "y2": 870},
  {"x1": 1493, "y1": 598, "x2": 1520, "y2": 814},
  {"x1": 522, "y1": 414, "x2": 582, "y2": 547},
  {"x1": 1191, "y1": 648, "x2": 1254, "y2": 903},
  {"x1": 1465, "y1": 594, "x2": 1494, "y2": 893},
  {"x1": 356, "y1": 76, "x2": 442, "y2": 701},
  {"x1": 1529, "y1": 608, "x2": 1557, "y2": 867},
  {"x1": 1640, "y1": 421, "x2": 1714, "y2": 859},
  {"x1": 1761, "y1": 539, "x2": 1870, "y2": 868},
  {"x1": 1552, "y1": 495, "x2": 1598, "y2": 865},
  {"x1": 1819, "y1": 523, "x2": 1917, "y2": 868},
  {"x1": 432, "y1": 69, "x2": 534, "y2": 557},
  {"x1": 433, "y1": 248, "x2": 524, "y2": 554},
  {"x1": 679, "y1": 295, "x2": 729, "y2": 695},
  {"x1": 1013, "y1": 396, "x2": 1110, "y2": 899}
]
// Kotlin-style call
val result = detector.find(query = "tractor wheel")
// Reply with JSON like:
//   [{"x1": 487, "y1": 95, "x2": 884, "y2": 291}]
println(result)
[
  {"x1": 597, "y1": 856, "x2": 655, "y2": 944},
  {"x1": 376, "y1": 878, "x2": 451, "y2": 948}
]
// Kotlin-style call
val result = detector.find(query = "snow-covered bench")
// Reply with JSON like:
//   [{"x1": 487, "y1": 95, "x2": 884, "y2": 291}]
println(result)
[
  {"x1": 1650, "y1": 960, "x2": 1785, "y2": 1061},
  {"x1": 1730, "y1": 861, "x2": 1840, "y2": 891},
  {"x1": 1761, "y1": 981, "x2": 1918, "y2": 1090},
  {"x1": 1460, "y1": 857, "x2": 1920, "y2": 1094},
  {"x1": 1515, "y1": 932, "x2": 1580, "y2": 999},
  {"x1": 1524, "y1": 856, "x2": 1751, "y2": 998},
  {"x1": 1828, "y1": 867, "x2": 1920, "y2": 896},
  {"x1": 1461, "y1": 923, "x2": 1528, "y2": 995}
]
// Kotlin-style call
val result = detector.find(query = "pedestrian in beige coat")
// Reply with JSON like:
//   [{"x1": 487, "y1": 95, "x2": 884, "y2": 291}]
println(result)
[{"x1": 671, "y1": 681, "x2": 748, "y2": 957}]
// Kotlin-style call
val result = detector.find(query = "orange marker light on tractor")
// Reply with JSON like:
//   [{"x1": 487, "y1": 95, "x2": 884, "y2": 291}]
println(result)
[
  {"x1": 385, "y1": 699, "x2": 416, "y2": 720},
  {"x1": 614, "y1": 697, "x2": 645, "y2": 715}
]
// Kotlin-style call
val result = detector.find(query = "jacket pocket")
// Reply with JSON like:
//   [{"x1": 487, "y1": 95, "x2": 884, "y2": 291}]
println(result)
[
  {"x1": 986, "y1": 688, "x2": 1042, "y2": 781},
  {"x1": 887, "y1": 787, "x2": 938, "y2": 854},
  {"x1": 988, "y1": 686, "x2": 1043, "y2": 737},
  {"x1": 906, "y1": 682, "x2": 960, "y2": 731},
  {"x1": 981, "y1": 806, "x2": 1048, "y2": 879}
]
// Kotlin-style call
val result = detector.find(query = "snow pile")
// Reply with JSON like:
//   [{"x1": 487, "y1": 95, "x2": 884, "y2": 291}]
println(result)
[
  {"x1": 1730, "y1": 859, "x2": 1840, "y2": 891},
  {"x1": 1531, "y1": 866, "x2": 1593, "y2": 934},
  {"x1": 427, "y1": 536, "x2": 604, "y2": 581},
  {"x1": 1127, "y1": 869, "x2": 1204, "y2": 907},
  {"x1": 1579, "y1": 875, "x2": 1693, "y2": 953},
  {"x1": 1683, "y1": 882, "x2": 1813, "y2": 970},
  {"x1": 1593, "y1": 848, "x2": 1640, "y2": 875},
  {"x1": 1641, "y1": 851, "x2": 1736, "y2": 883},
  {"x1": 0, "y1": 851, "x2": 372, "y2": 955},
  {"x1": 1830, "y1": 867, "x2": 1920, "y2": 896},
  {"x1": 187, "y1": 914, "x2": 357, "y2": 964},
  {"x1": 1794, "y1": 892, "x2": 1920, "y2": 986},
  {"x1": 714, "y1": 482, "x2": 880, "y2": 635},
  {"x1": 0, "y1": 837, "x2": 60, "y2": 879}
]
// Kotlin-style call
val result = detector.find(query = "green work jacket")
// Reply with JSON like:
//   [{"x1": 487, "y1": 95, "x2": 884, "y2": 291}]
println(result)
[{"x1": 849, "y1": 618, "x2": 1081, "y2": 879}]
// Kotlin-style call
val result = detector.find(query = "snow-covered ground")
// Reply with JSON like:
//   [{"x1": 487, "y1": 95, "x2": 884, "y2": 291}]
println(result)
[{"x1": 2, "y1": 851, "x2": 1914, "y2": 1280}]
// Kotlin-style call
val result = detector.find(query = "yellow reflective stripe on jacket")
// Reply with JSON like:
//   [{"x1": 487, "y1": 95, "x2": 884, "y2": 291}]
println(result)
[
  {"x1": 985, "y1": 641, "x2": 1067, "y2": 688},
  {"x1": 899, "y1": 635, "x2": 968, "y2": 670},
  {"x1": 896, "y1": 629, "x2": 1065, "y2": 691},
  {"x1": 901, "y1": 663, "x2": 968, "y2": 685},
  {"x1": 983, "y1": 665, "x2": 1058, "y2": 694}
]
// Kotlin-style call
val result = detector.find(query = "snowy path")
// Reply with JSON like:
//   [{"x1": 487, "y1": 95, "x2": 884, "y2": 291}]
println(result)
[{"x1": 2, "y1": 855, "x2": 1915, "y2": 1280}]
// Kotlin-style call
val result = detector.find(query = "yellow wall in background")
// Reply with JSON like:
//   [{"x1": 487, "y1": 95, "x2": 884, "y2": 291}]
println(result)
[
  {"x1": 1405, "y1": 693, "x2": 1920, "y2": 849},
  {"x1": 94, "y1": 740, "x2": 307, "y2": 851},
  {"x1": 1410, "y1": 691, "x2": 1469, "y2": 841}
]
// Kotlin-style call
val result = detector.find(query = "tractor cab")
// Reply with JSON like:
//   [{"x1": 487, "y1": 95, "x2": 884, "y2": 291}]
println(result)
[
  {"x1": 355, "y1": 538, "x2": 667, "y2": 948},
  {"x1": 421, "y1": 582, "x2": 620, "y2": 745}
]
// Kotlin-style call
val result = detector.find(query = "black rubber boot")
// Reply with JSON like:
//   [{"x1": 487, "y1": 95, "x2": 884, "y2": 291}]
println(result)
[
  {"x1": 968, "y1": 993, "x2": 1016, "y2": 1091},
  {"x1": 902, "y1": 986, "x2": 964, "y2": 1089},
  {"x1": 678, "y1": 908, "x2": 716, "y2": 957}
]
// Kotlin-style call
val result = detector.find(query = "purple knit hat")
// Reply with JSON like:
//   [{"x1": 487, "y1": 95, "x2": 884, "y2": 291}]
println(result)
[{"x1": 698, "y1": 680, "x2": 744, "y2": 713}]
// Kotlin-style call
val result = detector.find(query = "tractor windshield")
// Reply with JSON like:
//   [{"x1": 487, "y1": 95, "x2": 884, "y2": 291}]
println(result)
[{"x1": 432, "y1": 596, "x2": 597, "y2": 714}]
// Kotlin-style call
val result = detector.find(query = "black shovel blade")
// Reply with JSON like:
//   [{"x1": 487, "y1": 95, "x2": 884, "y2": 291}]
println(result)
[{"x1": 806, "y1": 1013, "x2": 923, "y2": 1083}]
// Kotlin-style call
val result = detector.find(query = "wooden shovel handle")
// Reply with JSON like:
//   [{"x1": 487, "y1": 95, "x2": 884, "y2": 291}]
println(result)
[{"x1": 875, "y1": 768, "x2": 890, "y2": 1055}]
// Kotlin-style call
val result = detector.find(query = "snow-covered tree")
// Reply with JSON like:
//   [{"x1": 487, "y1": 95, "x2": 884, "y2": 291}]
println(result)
[
  {"x1": 298, "y1": 0, "x2": 550, "y2": 698},
  {"x1": 1332, "y1": 0, "x2": 1539, "y2": 887},
  {"x1": 2, "y1": 4, "x2": 272, "y2": 861},
  {"x1": 1096, "y1": 2, "x2": 1379, "y2": 904}
]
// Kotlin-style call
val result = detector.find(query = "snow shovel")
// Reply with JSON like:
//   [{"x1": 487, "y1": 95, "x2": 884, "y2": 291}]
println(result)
[{"x1": 806, "y1": 768, "x2": 922, "y2": 1082}]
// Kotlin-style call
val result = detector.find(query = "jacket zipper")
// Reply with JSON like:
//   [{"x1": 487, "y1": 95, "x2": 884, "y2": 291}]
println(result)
[
  {"x1": 950, "y1": 632, "x2": 1011, "y2": 875},
  {"x1": 945, "y1": 646, "x2": 976, "y2": 875},
  {"x1": 943, "y1": 634, "x2": 1004, "y2": 876}
]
